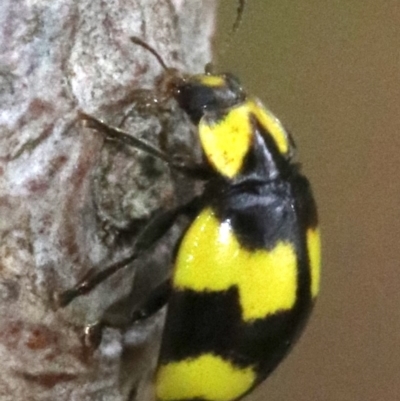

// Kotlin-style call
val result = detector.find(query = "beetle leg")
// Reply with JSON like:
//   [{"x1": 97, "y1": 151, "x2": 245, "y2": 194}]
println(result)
[
  {"x1": 58, "y1": 199, "x2": 200, "y2": 307},
  {"x1": 78, "y1": 111, "x2": 171, "y2": 163},
  {"x1": 78, "y1": 112, "x2": 213, "y2": 180},
  {"x1": 82, "y1": 279, "x2": 172, "y2": 348},
  {"x1": 129, "y1": 279, "x2": 172, "y2": 324}
]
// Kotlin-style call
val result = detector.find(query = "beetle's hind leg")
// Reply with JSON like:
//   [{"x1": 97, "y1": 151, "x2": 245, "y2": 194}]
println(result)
[
  {"x1": 128, "y1": 278, "x2": 172, "y2": 324},
  {"x1": 84, "y1": 279, "x2": 172, "y2": 348}
]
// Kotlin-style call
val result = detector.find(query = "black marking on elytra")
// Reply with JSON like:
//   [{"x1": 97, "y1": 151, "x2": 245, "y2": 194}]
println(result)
[
  {"x1": 240, "y1": 114, "x2": 292, "y2": 181},
  {"x1": 159, "y1": 277, "x2": 313, "y2": 378},
  {"x1": 211, "y1": 179, "x2": 300, "y2": 252}
]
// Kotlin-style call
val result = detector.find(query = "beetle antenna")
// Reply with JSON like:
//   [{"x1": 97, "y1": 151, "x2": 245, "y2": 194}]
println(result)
[
  {"x1": 218, "y1": 0, "x2": 246, "y2": 59},
  {"x1": 232, "y1": 0, "x2": 246, "y2": 34},
  {"x1": 130, "y1": 36, "x2": 169, "y2": 71}
]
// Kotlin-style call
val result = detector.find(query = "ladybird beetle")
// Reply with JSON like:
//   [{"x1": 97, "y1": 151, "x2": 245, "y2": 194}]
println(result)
[{"x1": 60, "y1": 28, "x2": 320, "y2": 401}]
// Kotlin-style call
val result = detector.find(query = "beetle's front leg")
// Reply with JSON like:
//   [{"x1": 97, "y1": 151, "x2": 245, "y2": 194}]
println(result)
[
  {"x1": 78, "y1": 111, "x2": 171, "y2": 163},
  {"x1": 78, "y1": 112, "x2": 213, "y2": 180}
]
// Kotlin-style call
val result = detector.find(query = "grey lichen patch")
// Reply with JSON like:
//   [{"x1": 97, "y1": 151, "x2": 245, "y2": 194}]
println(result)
[{"x1": 91, "y1": 108, "x2": 175, "y2": 238}]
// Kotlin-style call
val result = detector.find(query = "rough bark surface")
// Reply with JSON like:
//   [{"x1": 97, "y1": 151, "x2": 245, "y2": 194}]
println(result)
[{"x1": 0, "y1": 1, "x2": 216, "y2": 400}]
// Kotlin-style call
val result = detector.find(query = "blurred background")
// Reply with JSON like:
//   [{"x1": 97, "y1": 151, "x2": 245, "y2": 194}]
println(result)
[{"x1": 216, "y1": 1, "x2": 400, "y2": 400}]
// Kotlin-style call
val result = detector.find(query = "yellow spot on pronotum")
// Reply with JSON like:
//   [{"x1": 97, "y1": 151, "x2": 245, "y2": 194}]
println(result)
[
  {"x1": 199, "y1": 105, "x2": 252, "y2": 178},
  {"x1": 307, "y1": 228, "x2": 321, "y2": 297},
  {"x1": 156, "y1": 354, "x2": 256, "y2": 401},
  {"x1": 196, "y1": 75, "x2": 226, "y2": 87},
  {"x1": 174, "y1": 208, "x2": 298, "y2": 320},
  {"x1": 248, "y1": 98, "x2": 290, "y2": 155}
]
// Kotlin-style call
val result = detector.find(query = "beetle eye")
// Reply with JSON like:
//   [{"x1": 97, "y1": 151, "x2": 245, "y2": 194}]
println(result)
[{"x1": 174, "y1": 83, "x2": 218, "y2": 124}]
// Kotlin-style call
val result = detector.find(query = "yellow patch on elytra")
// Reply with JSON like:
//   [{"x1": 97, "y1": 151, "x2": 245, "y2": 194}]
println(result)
[
  {"x1": 248, "y1": 98, "x2": 290, "y2": 156},
  {"x1": 174, "y1": 208, "x2": 298, "y2": 320},
  {"x1": 307, "y1": 228, "x2": 321, "y2": 297},
  {"x1": 199, "y1": 105, "x2": 253, "y2": 178},
  {"x1": 156, "y1": 354, "x2": 256, "y2": 401}
]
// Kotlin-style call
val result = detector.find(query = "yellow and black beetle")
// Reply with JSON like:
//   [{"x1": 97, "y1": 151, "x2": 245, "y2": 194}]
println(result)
[{"x1": 60, "y1": 36, "x2": 321, "y2": 401}]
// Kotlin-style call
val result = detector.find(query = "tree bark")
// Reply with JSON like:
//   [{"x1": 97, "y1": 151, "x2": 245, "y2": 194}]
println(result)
[{"x1": 0, "y1": 1, "x2": 216, "y2": 400}]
